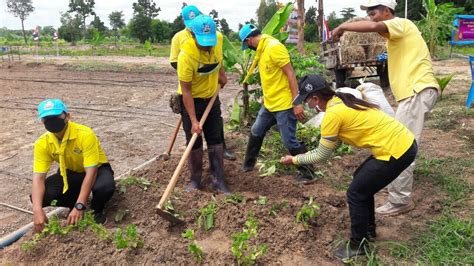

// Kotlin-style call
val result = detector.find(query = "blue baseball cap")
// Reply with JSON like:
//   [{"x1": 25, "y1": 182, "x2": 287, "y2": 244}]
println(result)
[
  {"x1": 190, "y1": 15, "x2": 217, "y2": 47},
  {"x1": 182, "y1": 5, "x2": 201, "y2": 29},
  {"x1": 239, "y1": 24, "x2": 258, "y2": 50},
  {"x1": 37, "y1": 99, "x2": 68, "y2": 119}
]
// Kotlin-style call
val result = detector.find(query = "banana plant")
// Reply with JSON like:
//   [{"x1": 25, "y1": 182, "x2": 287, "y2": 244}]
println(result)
[
  {"x1": 436, "y1": 73, "x2": 454, "y2": 100},
  {"x1": 223, "y1": 2, "x2": 294, "y2": 128}
]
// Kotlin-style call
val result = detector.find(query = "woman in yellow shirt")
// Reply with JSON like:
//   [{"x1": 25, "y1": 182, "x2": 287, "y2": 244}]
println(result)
[{"x1": 281, "y1": 74, "x2": 417, "y2": 260}]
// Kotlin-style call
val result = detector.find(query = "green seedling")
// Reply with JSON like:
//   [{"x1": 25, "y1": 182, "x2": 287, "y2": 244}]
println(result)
[
  {"x1": 257, "y1": 196, "x2": 268, "y2": 205},
  {"x1": 269, "y1": 201, "x2": 289, "y2": 217},
  {"x1": 118, "y1": 176, "x2": 151, "y2": 193},
  {"x1": 231, "y1": 216, "x2": 268, "y2": 265},
  {"x1": 114, "y1": 209, "x2": 130, "y2": 223},
  {"x1": 181, "y1": 229, "x2": 195, "y2": 240},
  {"x1": 181, "y1": 229, "x2": 204, "y2": 261},
  {"x1": 295, "y1": 197, "x2": 320, "y2": 228},
  {"x1": 197, "y1": 199, "x2": 218, "y2": 231},
  {"x1": 226, "y1": 193, "x2": 245, "y2": 204},
  {"x1": 164, "y1": 200, "x2": 182, "y2": 218},
  {"x1": 113, "y1": 224, "x2": 144, "y2": 249}
]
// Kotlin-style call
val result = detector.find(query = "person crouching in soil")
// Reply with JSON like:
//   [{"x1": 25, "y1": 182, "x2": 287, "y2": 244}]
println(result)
[{"x1": 280, "y1": 74, "x2": 417, "y2": 260}]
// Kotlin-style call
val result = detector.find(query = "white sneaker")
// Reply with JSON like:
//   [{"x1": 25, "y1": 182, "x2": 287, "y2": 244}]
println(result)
[{"x1": 375, "y1": 199, "x2": 415, "y2": 216}]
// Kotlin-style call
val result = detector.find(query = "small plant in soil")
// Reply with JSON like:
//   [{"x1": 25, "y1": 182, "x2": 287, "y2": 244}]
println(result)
[
  {"x1": 181, "y1": 229, "x2": 204, "y2": 262},
  {"x1": 197, "y1": 198, "x2": 218, "y2": 231},
  {"x1": 117, "y1": 175, "x2": 151, "y2": 193},
  {"x1": 226, "y1": 193, "x2": 245, "y2": 204},
  {"x1": 164, "y1": 200, "x2": 182, "y2": 218},
  {"x1": 231, "y1": 215, "x2": 268, "y2": 265},
  {"x1": 114, "y1": 224, "x2": 144, "y2": 249},
  {"x1": 295, "y1": 197, "x2": 320, "y2": 228},
  {"x1": 77, "y1": 212, "x2": 110, "y2": 240},
  {"x1": 268, "y1": 201, "x2": 289, "y2": 217},
  {"x1": 114, "y1": 209, "x2": 130, "y2": 223},
  {"x1": 256, "y1": 196, "x2": 268, "y2": 205}
]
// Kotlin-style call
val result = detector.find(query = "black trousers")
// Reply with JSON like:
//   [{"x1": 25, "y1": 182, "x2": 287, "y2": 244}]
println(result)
[
  {"x1": 41, "y1": 164, "x2": 115, "y2": 213},
  {"x1": 347, "y1": 141, "x2": 417, "y2": 242},
  {"x1": 180, "y1": 95, "x2": 223, "y2": 150}
]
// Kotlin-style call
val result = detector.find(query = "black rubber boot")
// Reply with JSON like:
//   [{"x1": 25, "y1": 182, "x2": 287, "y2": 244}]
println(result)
[
  {"x1": 223, "y1": 140, "x2": 236, "y2": 161},
  {"x1": 187, "y1": 147, "x2": 203, "y2": 191},
  {"x1": 289, "y1": 144, "x2": 318, "y2": 185},
  {"x1": 208, "y1": 144, "x2": 230, "y2": 194},
  {"x1": 367, "y1": 224, "x2": 376, "y2": 242},
  {"x1": 241, "y1": 134, "x2": 264, "y2": 172},
  {"x1": 334, "y1": 239, "x2": 369, "y2": 260}
]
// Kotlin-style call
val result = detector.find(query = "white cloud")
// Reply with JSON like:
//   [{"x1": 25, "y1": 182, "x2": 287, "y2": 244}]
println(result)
[{"x1": 1, "y1": 0, "x2": 367, "y2": 31}]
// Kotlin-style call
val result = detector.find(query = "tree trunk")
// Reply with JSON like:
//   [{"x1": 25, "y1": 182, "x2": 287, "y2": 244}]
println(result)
[
  {"x1": 297, "y1": 0, "x2": 305, "y2": 54},
  {"x1": 21, "y1": 19, "x2": 28, "y2": 45}
]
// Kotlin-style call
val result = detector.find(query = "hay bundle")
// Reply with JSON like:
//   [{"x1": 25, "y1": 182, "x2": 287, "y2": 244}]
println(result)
[{"x1": 340, "y1": 17, "x2": 387, "y2": 63}]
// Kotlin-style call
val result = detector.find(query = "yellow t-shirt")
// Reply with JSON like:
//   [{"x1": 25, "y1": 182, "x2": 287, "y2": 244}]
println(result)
[
  {"x1": 382, "y1": 17, "x2": 439, "y2": 102},
  {"x1": 177, "y1": 32, "x2": 223, "y2": 99},
  {"x1": 321, "y1": 97, "x2": 414, "y2": 161},
  {"x1": 257, "y1": 34, "x2": 293, "y2": 112},
  {"x1": 34, "y1": 121, "x2": 108, "y2": 174},
  {"x1": 169, "y1": 29, "x2": 193, "y2": 64}
]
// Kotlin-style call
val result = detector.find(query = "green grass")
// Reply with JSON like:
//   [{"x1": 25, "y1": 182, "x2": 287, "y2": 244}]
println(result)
[
  {"x1": 64, "y1": 61, "x2": 167, "y2": 73},
  {"x1": 427, "y1": 95, "x2": 474, "y2": 131}
]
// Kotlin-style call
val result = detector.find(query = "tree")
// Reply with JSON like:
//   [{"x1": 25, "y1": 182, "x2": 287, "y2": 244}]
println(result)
[
  {"x1": 68, "y1": 0, "x2": 96, "y2": 31},
  {"x1": 305, "y1": 6, "x2": 317, "y2": 23},
  {"x1": 132, "y1": 0, "x2": 160, "y2": 19},
  {"x1": 109, "y1": 11, "x2": 125, "y2": 43},
  {"x1": 327, "y1": 11, "x2": 343, "y2": 30},
  {"x1": 209, "y1": 9, "x2": 220, "y2": 29},
  {"x1": 304, "y1": 5, "x2": 319, "y2": 42},
  {"x1": 219, "y1": 18, "x2": 232, "y2": 36},
  {"x1": 256, "y1": 0, "x2": 278, "y2": 28},
  {"x1": 90, "y1": 16, "x2": 107, "y2": 35},
  {"x1": 151, "y1": 19, "x2": 172, "y2": 43},
  {"x1": 58, "y1": 12, "x2": 83, "y2": 44},
  {"x1": 6, "y1": 0, "x2": 34, "y2": 45},
  {"x1": 340, "y1": 7, "x2": 356, "y2": 21},
  {"x1": 296, "y1": 0, "x2": 305, "y2": 53}
]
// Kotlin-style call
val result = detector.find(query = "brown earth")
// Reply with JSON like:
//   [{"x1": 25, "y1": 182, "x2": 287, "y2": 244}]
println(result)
[{"x1": 0, "y1": 58, "x2": 472, "y2": 264}]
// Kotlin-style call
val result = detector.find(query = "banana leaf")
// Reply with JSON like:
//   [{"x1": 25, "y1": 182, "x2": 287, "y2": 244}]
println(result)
[{"x1": 262, "y1": 2, "x2": 294, "y2": 37}]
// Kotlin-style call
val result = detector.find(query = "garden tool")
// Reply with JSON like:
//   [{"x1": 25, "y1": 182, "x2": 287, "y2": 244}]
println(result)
[{"x1": 158, "y1": 117, "x2": 182, "y2": 161}]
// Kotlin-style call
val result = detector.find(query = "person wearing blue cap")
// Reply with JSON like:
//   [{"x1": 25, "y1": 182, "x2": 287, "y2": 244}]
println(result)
[
  {"x1": 176, "y1": 15, "x2": 230, "y2": 193},
  {"x1": 169, "y1": 5, "x2": 235, "y2": 161},
  {"x1": 280, "y1": 74, "x2": 417, "y2": 259},
  {"x1": 238, "y1": 24, "x2": 317, "y2": 184},
  {"x1": 31, "y1": 99, "x2": 115, "y2": 232}
]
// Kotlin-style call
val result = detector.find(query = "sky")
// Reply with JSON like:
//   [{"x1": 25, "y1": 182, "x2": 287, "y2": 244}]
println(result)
[{"x1": 0, "y1": 0, "x2": 367, "y2": 31}]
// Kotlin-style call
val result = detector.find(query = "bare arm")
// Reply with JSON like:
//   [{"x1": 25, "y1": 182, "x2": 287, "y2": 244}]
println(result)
[
  {"x1": 332, "y1": 21, "x2": 388, "y2": 41},
  {"x1": 32, "y1": 173, "x2": 48, "y2": 233},
  {"x1": 281, "y1": 63, "x2": 305, "y2": 121},
  {"x1": 218, "y1": 67, "x2": 227, "y2": 88},
  {"x1": 180, "y1": 80, "x2": 201, "y2": 135}
]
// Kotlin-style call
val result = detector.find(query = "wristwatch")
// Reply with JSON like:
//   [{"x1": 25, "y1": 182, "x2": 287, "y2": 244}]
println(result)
[{"x1": 74, "y1": 202, "x2": 86, "y2": 211}]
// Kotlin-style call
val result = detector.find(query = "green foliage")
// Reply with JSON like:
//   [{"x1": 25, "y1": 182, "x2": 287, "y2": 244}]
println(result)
[
  {"x1": 340, "y1": 7, "x2": 356, "y2": 21},
  {"x1": 327, "y1": 11, "x2": 344, "y2": 30},
  {"x1": 257, "y1": 0, "x2": 279, "y2": 28},
  {"x1": 6, "y1": 0, "x2": 35, "y2": 45},
  {"x1": 269, "y1": 201, "x2": 289, "y2": 217},
  {"x1": 181, "y1": 229, "x2": 204, "y2": 261},
  {"x1": 197, "y1": 199, "x2": 219, "y2": 231},
  {"x1": 257, "y1": 196, "x2": 268, "y2": 205},
  {"x1": 59, "y1": 12, "x2": 84, "y2": 44},
  {"x1": 114, "y1": 209, "x2": 130, "y2": 223},
  {"x1": 181, "y1": 229, "x2": 195, "y2": 240},
  {"x1": 390, "y1": 215, "x2": 473, "y2": 264},
  {"x1": 129, "y1": 13, "x2": 153, "y2": 43},
  {"x1": 436, "y1": 74, "x2": 454, "y2": 99},
  {"x1": 231, "y1": 216, "x2": 268, "y2": 265},
  {"x1": 118, "y1": 176, "x2": 151, "y2": 193},
  {"x1": 114, "y1": 224, "x2": 144, "y2": 249},
  {"x1": 151, "y1": 19, "x2": 172, "y2": 43},
  {"x1": 77, "y1": 212, "x2": 109, "y2": 240},
  {"x1": 226, "y1": 193, "x2": 245, "y2": 204},
  {"x1": 144, "y1": 39, "x2": 152, "y2": 55},
  {"x1": 289, "y1": 49, "x2": 326, "y2": 79},
  {"x1": 295, "y1": 197, "x2": 320, "y2": 228}
]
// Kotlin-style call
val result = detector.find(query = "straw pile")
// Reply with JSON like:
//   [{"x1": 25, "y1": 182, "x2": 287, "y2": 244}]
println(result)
[{"x1": 340, "y1": 17, "x2": 387, "y2": 63}]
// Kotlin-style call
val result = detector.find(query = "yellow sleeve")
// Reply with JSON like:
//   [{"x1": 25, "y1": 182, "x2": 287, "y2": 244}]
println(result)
[
  {"x1": 169, "y1": 34, "x2": 180, "y2": 63},
  {"x1": 383, "y1": 18, "x2": 405, "y2": 40},
  {"x1": 33, "y1": 139, "x2": 53, "y2": 173},
  {"x1": 177, "y1": 52, "x2": 196, "y2": 83},
  {"x1": 216, "y1": 32, "x2": 224, "y2": 63},
  {"x1": 82, "y1": 133, "x2": 100, "y2": 168},
  {"x1": 321, "y1": 111, "x2": 342, "y2": 139},
  {"x1": 270, "y1": 43, "x2": 290, "y2": 68}
]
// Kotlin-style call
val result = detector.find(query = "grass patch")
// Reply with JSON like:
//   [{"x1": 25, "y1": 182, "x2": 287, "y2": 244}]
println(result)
[
  {"x1": 390, "y1": 214, "x2": 474, "y2": 264},
  {"x1": 63, "y1": 61, "x2": 167, "y2": 73},
  {"x1": 427, "y1": 97, "x2": 474, "y2": 131}
]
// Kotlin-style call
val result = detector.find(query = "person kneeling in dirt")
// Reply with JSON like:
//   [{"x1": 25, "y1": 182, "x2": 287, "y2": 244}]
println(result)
[
  {"x1": 31, "y1": 99, "x2": 115, "y2": 233},
  {"x1": 177, "y1": 15, "x2": 230, "y2": 193},
  {"x1": 169, "y1": 5, "x2": 236, "y2": 161},
  {"x1": 238, "y1": 24, "x2": 317, "y2": 184},
  {"x1": 280, "y1": 75, "x2": 417, "y2": 260}
]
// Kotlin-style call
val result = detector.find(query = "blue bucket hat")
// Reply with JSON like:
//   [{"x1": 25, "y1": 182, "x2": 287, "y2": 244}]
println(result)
[
  {"x1": 190, "y1": 15, "x2": 217, "y2": 47},
  {"x1": 182, "y1": 5, "x2": 201, "y2": 29},
  {"x1": 37, "y1": 99, "x2": 68, "y2": 119},
  {"x1": 239, "y1": 24, "x2": 258, "y2": 50}
]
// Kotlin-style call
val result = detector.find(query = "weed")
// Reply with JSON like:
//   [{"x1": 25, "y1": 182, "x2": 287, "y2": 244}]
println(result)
[
  {"x1": 114, "y1": 209, "x2": 130, "y2": 223},
  {"x1": 226, "y1": 193, "x2": 245, "y2": 204},
  {"x1": 295, "y1": 197, "x2": 320, "y2": 228},
  {"x1": 256, "y1": 196, "x2": 268, "y2": 205},
  {"x1": 113, "y1": 224, "x2": 144, "y2": 249},
  {"x1": 269, "y1": 201, "x2": 290, "y2": 217},
  {"x1": 118, "y1": 176, "x2": 151, "y2": 193},
  {"x1": 197, "y1": 199, "x2": 218, "y2": 231},
  {"x1": 231, "y1": 216, "x2": 268, "y2": 265}
]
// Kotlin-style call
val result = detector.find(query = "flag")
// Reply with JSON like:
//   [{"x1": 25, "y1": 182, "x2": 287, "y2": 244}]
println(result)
[
  {"x1": 33, "y1": 26, "x2": 40, "y2": 41},
  {"x1": 322, "y1": 16, "x2": 330, "y2": 42}
]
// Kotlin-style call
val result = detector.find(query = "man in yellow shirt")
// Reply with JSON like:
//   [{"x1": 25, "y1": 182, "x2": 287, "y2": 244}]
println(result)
[
  {"x1": 332, "y1": 0, "x2": 439, "y2": 216},
  {"x1": 31, "y1": 99, "x2": 115, "y2": 232},
  {"x1": 177, "y1": 15, "x2": 230, "y2": 193},
  {"x1": 169, "y1": 5, "x2": 235, "y2": 161},
  {"x1": 238, "y1": 24, "x2": 317, "y2": 184}
]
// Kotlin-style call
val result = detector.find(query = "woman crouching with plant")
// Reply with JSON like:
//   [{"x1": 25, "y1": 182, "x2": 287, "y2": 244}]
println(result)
[{"x1": 280, "y1": 74, "x2": 417, "y2": 260}]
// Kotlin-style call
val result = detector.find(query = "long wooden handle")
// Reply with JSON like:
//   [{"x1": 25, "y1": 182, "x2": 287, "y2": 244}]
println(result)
[
  {"x1": 165, "y1": 117, "x2": 182, "y2": 155},
  {"x1": 156, "y1": 91, "x2": 219, "y2": 209}
]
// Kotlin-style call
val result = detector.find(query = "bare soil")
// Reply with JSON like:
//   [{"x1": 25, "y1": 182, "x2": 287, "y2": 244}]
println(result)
[{"x1": 0, "y1": 58, "x2": 472, "y2": 264}]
